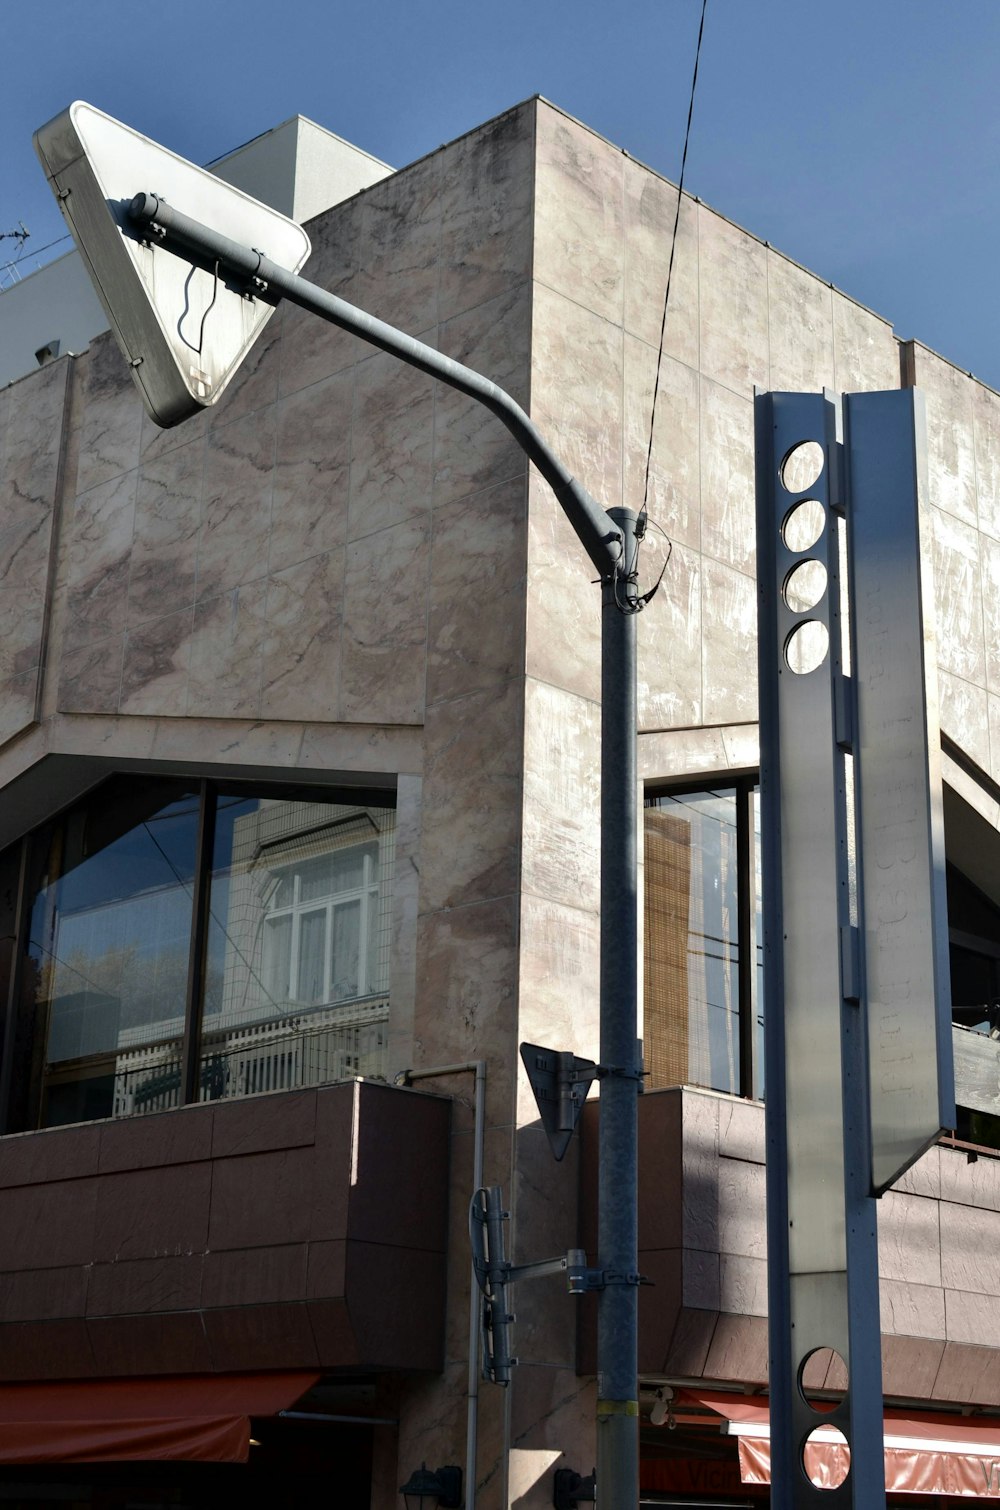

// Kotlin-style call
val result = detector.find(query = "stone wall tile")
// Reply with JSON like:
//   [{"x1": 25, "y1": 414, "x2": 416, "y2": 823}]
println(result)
[
  {"x1": 419, "y1": 679, "x2": 522, "y2": 914},
  {"x1": 522, "y1": 678, "x2": 599, "y2": 912},
  {"x1": 534, "y1": 108, "x2": 624, "y2": 325},
  {"x1": 624, "y1": 166, "x2": 698, "y2": 368},
  {"x1": 973, "y1": 381, "x2": 1000, "y2": 542},
  {"x1": 767, "y1": 253, "x2": 835, "y2": 393},
  {"x1": 426, "y1": 476, "x2": 527, "y2": 706},
  {"x1": 261, "y1": 549, "x2": 344, "y2": 722},
  {"x1": 65, "y1": 471, "x2": 137, "y2": 649},
  {"x1": 939, "y1": 671, "x2": 990, "y2": 775},
  {"x1": 516, "y1": 895, "x2": 599, "y2": 1125},
  {"x1": 278, "y1": 208, "x2": 364, "y2": 398},
  {"x1": 433, "y1": 286, "x2": 531, "y2": 509},
  {"x1": 530, "y1": 283, "x2": 623, "y2": 513},
  {"x1": 207, "y1": 321, "x2": 281, "y2": 428},
  {"x1": 340, "y1": 517, "x2": 429, "y2": 723},
  {"x1": 945, "y1": 1288, "x2": 1000, "y2": 1348},
  {"x1": 58, "y1": 633, "x2": 124, "y2": 714},
  {"x1": 120, "y1": 607, "x2": 194, "y2": 716},
  {"x1": 357, "y1": 151, "x2": 442, "y2": 335},
  {"x1": 879, "y1": 1277, "x2": 945, "y2": 1339},
  {"x1": 700, "y1": 378, "x2": 755, "y2": 575},
  {"x1": 698, "y1": 208, "x2": 768, "y2": 400},
  {"x1": 940, "y1": 1199, "x2": 1000, "y2": 1294},
  {"x1": 701, "y1": 559, "x2": 757, "y2": 725},
  {"x1": 75, "y1": 336, "x2": 143, "y2": 494},
  {"x1": 437, "y1": 103, "x2": 534, "y2": 321},
  {"x1": 878, "y1": 1189, "x2": 941, "y2": 1285},
  {"x1": 637, "y1": 537, "x2": 701, "y2": 731},
  {"x1": 912, "y1": 345, "x2": 978, "y2": 527},
  {"x1": 623, "y1": 338, "x2": 700, "y2": 550},
  {"x1": 939, "y1": 1145, "x2": 1000, "y2": 1211},
  {"x1": 832, "y1": 298, "x2": 900, "y2": 394},
  {"x1": 349, "y1": 351, "x2": 434, "y2": 542},
  {"x1": 269, "y1": 371, "x2": 352, "y2": 573},
  {"x1": 196, "y1": 411, "x2": 276, "y2": 600},
  {"x1": 186, "y1": 582, "x2": 266, "y2": 718},
  {"x1": 933, "y1": 506, "x2": 985, "y2": 685},
  {"x1": 719, "y1": 1253, "x2": 767, "y2": 1317},
  {"x1": 128, "y1": 440, "x2": 203, "y2": 624},
  {"x1": 525, "y1": 482, "x2": 601, "y2": 704}
]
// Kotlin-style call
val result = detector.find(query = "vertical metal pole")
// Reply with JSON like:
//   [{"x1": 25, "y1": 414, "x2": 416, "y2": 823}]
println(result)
[{"x1": 597, "y1": 506, "x2": 641, "y2": 1509}]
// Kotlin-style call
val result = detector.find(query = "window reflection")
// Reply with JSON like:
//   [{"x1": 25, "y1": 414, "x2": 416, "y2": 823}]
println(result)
[
  {"x1": 10, "y1": 777, "x2": 396, "y2": 1130},
  {"x1": 644, "y1": 782, "x2": 762, "y2": 1099}
]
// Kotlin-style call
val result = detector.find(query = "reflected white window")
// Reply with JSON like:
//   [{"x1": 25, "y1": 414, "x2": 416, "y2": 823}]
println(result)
[{"x1": 264, "y1": 842, "x2": 381, "y2": 1007}]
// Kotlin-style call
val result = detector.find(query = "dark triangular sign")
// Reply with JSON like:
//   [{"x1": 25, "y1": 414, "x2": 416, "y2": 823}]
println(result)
[{"x1": 520, "y1": 1042, "x2": 597, "y2": 1161}]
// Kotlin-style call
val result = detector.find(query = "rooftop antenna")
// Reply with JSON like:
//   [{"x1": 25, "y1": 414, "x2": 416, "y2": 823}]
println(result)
[{"x1": 0, "y1": 223, "x2": 30, "y2": 291}]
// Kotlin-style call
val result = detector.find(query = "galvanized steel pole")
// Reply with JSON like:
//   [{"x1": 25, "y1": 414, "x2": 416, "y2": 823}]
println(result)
[{"x1": 127, "y1": 193, "x2": 643, "y2": 1509}]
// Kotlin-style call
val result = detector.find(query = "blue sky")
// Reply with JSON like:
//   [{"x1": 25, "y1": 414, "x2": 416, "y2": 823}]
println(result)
[{"x1": 4, "y1": 0, "x2": 1000, "y2": 388}]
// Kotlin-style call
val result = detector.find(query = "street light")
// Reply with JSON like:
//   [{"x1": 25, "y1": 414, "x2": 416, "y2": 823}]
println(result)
[{"x1": 399, "y1": 1462, "x2": 462, "y2": 1508}]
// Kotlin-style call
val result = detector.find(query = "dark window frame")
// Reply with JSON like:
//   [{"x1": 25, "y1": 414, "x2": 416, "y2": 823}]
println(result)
[
  {"x1": 0, "y1": 773, "x2": 396, "y2": 1134},
  {"x1": 643, "y1": 771, "x2": 761, "y2": 1101}
]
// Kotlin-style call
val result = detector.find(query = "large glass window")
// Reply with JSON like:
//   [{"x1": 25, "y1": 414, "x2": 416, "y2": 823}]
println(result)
[
  {"x1": 3, "y1": 776, "x2": 395, "y2": 1131},
  {"x1": 643, "y1": 780, "x2": 762, "y2": 1098}
]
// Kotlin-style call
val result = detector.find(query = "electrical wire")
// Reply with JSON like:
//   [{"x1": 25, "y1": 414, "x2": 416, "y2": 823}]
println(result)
[{"x1": 641, "y1": 0, "x2": 709, "y2": 523}]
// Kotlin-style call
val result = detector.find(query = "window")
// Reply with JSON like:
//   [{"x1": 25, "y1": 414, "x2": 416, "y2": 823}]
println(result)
[
  {"x1": 1, "y1": 776, "x2": 395, "y2": 1131},
  {"x1": 643, "y1": 779, "x2": 762, "y2": 1098}
]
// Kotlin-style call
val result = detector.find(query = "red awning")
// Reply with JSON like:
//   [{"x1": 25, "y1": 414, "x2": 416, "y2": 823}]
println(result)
[
  {"x1": 0, "y1": 1371, "x2": 320, "y2": 1464},
  {"x1": 684, "y1": 1390, "x2": 1000, "y2": 1498}
]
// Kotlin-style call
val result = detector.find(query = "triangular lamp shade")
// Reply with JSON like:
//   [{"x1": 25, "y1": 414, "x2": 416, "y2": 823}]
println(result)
[{"x1": 34, "y1": 102, "x2": 312, "y2": 428}]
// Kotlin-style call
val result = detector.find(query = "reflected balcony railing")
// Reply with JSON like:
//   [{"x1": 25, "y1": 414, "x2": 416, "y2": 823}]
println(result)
[{"x1": 112, "y1": 995, "x2": 391, "y2": 1117}]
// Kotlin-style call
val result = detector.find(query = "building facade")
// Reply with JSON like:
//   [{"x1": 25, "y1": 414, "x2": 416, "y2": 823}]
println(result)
[{"x1": 1, "y1": 94, "x2": 1000, "y2": 1507}]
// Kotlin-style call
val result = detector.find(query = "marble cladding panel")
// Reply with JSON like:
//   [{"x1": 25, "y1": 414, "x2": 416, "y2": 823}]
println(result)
[
  {"x1": 939, "y1": 670, "x2": 990, "y2": 776},
  {"x1": 509, "y1": 1126, "x2": 582, "y2": 1366},
  {"x1": 623, "y1": 337, "x2": 700, "y2": 550},
  {"x1": 58, "y1": 633, "x2": 124, "y2": 715},
  {"x1": 623, "y1": 163, "x2": 698, "y2": 368},
  {"x1": 700, "y1": 377, "x2": 755, "y2": 576},
  {"x1": 75, "y1": 335, "x2": 143, "y2": 495},
  {"x1": 524, "y1": 480, "x2": 601, "y2": 704},
  {"x1": 412, "y1": 896, "x2": 520, "y2": 1124},
  {"x1": 508, "y1": 1373, "x2": 596, "y2": 1510},
  {"x1": 530, "y1": 282, "x2": 623, "y2": 514},
  {"x1": 637, "y1": 537, "x2": 702, "y2": 731},
  {"x1": 766, "y1": 253, "x2": 835, "y2": 394},
  {"x1": 186, "y1": 581, "x2": 267, "y2": 719},
  {"x1": 983, "y1": 533, "x2": 1000, "y2": 694},
  {"x1": 196, "y1": 411, "x2": 276, "y2": 600},
  {"x1": 832, "y1": 296, "x2": 900, "y2": 394},
  {"x1": 515, "y1": 893, "x2": 599, "y2": 1127},
  {"x1": 973, "y1": 380, "x2": 1000, "y2": 543},
  {"x1": 533, "y1": 105, "x2": 625, "y2": 325},
  {"x1": 399, "y1": 1362, "x2": 507, "y2": 1510},
  {"x1": 701, "y1": 557, "x2": 757, "y2": 725},
  {"x1": 940, "y1": 1200, "x2": 1000, "y2": 1295},
  {"x1": 990, "y1": 694, "x2": 1000, "y2": 784},
  {"x1": 697, "y1": 208, "x2": 768, "y2": 400},
  {"x1": 349, "y1": 349, "x2": 434, "y2": 543},
  {"x1": 521, "y1": 677, "x2": 600, "y2": 912},
  {"x1": 0, "y1": 362, "x2": 69, "y2": 740},
  {"x1": 911, "y1": 345, "x2": 979, "y2": 528},
  {"x1": 278, "y1": 207, "x2": 365, "y2": 398},
  {"x1": 878, "y1": 1190, "x2": 942, "y2": 1287},
  {"x1": 426, "y1": 476, "x2": 527, "y2": 706},
  {"x1": 260, "y1": 549, "x2": 344, "y2": 723},
  {"x1": 340, "y1": 516, "x2": 430, "y2": 724},
  {"x1": 418, "y1": 678, "x2": 522, "y2": 914},
  {"x1": 207, "y1": 317, "x2": 282, "y2": 431},
  {"x1": 120, "y1": 607, "x2": 194, "y2": 717},
  {"x1": 269, "y1": 371, "x2": 352, "y2": 573},
  {"x1": 128, "y1": 437, "x2": 203, "y2": 624},
  {"x1": 433, "y1": 285, "x2": 531, "y2": 510},
  {"x1": 65, "y1": 470, "x2": 137, "y2": 650},
  {"x1": 357, "y1": 149, "x2": 443, "y2": 335},
  {"x1": 932, "y1": 505, "x2": 986, "y2": 685},
  {"x1": 879, "y1": 1278, "x2": 946, "y2": 1340},
  {"x1": 385, "y1": 772, "x2": 421, "y2": 1079},
  {"x1": 436, "y1": 102, "x2": 535, "y2": 320}
]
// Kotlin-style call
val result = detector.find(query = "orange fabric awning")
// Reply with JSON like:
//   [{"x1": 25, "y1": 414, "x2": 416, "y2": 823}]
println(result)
[
  {"x1": 0, "y1": 1371, "x2": 320, "y2": 1464},
  {"x1": 684, "y1": 1390, "x2": 1000, "y2": 1498}
]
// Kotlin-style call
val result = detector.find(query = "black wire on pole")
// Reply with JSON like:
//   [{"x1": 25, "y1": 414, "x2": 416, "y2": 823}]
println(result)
[{"x1": 641, "y1": 0, "x2": 709, "y2": 522}]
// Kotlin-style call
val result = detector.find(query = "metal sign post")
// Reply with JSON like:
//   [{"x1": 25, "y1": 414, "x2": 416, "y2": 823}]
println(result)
[
  {"x1": 35, "y1": 104, "x2": 649, "y2": 1508},
  {"x1": 755, "y1": 388, "x2": 952, "y2": 1507}
]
